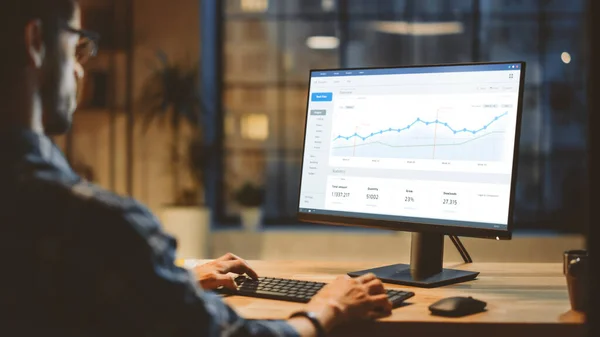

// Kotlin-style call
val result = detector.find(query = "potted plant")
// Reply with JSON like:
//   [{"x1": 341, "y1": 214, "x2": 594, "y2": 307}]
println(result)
[
  {"x1": 233, "y1": 182, "x2": 265, "y2": 231},
  {"x1": 139, "y1": 51, "x2": 212, "y2": 258}
]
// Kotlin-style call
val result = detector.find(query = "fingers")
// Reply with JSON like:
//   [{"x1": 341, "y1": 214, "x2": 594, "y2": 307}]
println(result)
[
  {"x1": 364, "y1": 279, "x2": 385, "y2": 295},
  {"x1": 355, "y1": 273, "x2": 377, "y2": 284},
  {"x1": 221, "y1": 259, "x2": 259, "y2": 280},
  {"x1": 216, "y1": 273, "x2": 238, "y2": 290},
  {"x1": 216, "y1": 253, "x2": 259, "y2": 279},
  {"x1": 335, "y1": 275, "x2": 352, "y2": 282},
  {"x1": 217, "y1": 252, "x2": 239, "y2": 261},
  {"x1": 369, "y1": 293, "x2": 393, "y2": 315}
]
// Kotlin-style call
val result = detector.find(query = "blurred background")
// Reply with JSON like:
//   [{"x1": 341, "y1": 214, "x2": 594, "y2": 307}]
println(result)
[{"x1": 56, "y1": 0, "x2": 588, "y2": 262}]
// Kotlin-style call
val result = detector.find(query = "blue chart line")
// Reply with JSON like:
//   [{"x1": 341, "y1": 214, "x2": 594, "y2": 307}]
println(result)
[{"x1": 333, "y1": 112, "x2": 508, "y2": 142}]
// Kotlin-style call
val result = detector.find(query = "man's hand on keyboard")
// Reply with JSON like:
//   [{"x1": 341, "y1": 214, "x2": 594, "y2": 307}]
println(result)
[
  {"x1": 304, "y1": 273, "x2": 392, "y2": 333},
  {"x1": 194, "y1": 253, "x2": 259, "y2": 290}
]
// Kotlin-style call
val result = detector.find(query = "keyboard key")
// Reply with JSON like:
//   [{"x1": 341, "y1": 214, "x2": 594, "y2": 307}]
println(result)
[{"x1": 241, "y1": 290, "x2": 284, "y2": 297}]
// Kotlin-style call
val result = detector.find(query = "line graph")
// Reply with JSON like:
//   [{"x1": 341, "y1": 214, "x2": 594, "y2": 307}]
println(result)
[
  {"x1": 333, "y1": 131, "x2": 504, "y2": 150},
  {"x1": 329, "y1": 96, "x2": 514, "y2": 162},
  {"x1": 333, "y1": 112, "x2": 508, "y2": 142}
]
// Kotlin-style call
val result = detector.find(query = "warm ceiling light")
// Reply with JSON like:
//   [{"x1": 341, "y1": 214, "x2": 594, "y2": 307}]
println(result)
[
  {"x1": 374, "y1": 21, "x2": 464, "y2": 36},
  {"x1": 321, "y1": 0, "x2": 335, "y2": 11},
  {"x1": 561, "y1": 52, "x2": 572, "y2": 64},
  {"x1": 306, "y1": 36, "x2": 340, "y2": 50},
  {"x1": 241, "y1": 0, "x2": 268, "y2": 13}
]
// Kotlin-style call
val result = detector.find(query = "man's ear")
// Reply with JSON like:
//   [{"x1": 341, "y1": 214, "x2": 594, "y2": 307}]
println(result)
[{"x1": 24, "y1": 19, "x2": 46, "y2": 69}]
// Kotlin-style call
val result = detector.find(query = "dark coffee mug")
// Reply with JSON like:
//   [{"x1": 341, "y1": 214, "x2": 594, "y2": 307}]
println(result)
[{"x1": 563, "y1": 250, "x2": 589, "y2": 312}]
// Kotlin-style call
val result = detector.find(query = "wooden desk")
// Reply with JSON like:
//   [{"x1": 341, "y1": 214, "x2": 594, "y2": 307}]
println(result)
[{"x1": 204, "y1": 261, "x2": 585, "y2": 337}]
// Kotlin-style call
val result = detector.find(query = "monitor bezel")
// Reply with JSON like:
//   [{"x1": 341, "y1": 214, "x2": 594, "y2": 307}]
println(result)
[{"x1": 296, "y1": 61, "x2": 526, "y2": 240}]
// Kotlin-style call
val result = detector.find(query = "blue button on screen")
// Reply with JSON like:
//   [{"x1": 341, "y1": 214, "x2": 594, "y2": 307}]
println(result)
[{"x1": 311, "y1": 92, "x2": 333, "y2": 102}]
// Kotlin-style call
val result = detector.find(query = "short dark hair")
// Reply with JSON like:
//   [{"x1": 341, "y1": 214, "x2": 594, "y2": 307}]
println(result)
[{"x1": 0, "y1": 0, "x2": 76, "y2": 70}]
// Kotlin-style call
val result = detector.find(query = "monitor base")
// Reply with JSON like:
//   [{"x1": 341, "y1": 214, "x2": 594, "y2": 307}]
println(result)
[{"x1": 348, "y1": 263, "x2": 479, "y2": 288}]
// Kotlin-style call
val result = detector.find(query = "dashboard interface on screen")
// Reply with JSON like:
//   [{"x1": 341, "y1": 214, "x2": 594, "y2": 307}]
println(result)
[{"x1": 298, "y1": 63, "x2": 523, "y2": 231}]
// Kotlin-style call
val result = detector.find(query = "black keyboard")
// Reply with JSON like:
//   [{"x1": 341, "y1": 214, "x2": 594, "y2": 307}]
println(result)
[{"x1": 218, "y1": 276, "x2": 415, "y2": 308}]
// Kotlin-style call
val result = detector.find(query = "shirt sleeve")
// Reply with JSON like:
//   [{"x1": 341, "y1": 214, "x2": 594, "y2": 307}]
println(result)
[{"x1": 72, "y1": 190, "x2": 300, "y2": 337}]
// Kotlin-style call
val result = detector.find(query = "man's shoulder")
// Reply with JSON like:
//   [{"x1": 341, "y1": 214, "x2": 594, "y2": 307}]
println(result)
[
  {"x1": 69, "y1": 180, "x2": 139, "y2": 211},
  {"x1": 21, "y1": 173, "x2": 151, "y2": 220},
  {"x1": 68, "y1": 181, "x2": 164, "y2": 239}
]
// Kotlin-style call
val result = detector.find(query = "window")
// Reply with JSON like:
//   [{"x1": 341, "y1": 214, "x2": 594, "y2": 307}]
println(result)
[{"x1": 215, "y1": 0, "x2": 587, "y2": 232}]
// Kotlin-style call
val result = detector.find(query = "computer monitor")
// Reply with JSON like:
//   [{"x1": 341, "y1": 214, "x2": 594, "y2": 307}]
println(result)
[{"x1": 297, "y1": 61, "x2": 526, "y2": 288}]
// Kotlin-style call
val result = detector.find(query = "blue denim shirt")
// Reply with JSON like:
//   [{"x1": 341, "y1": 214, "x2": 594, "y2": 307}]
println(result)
[{"x1": 0, "y1": 130, "x2": 298, "y2": 337}]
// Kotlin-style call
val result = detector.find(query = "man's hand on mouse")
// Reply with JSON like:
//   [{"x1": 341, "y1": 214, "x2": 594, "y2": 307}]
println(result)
[{"x1": 193, "y1": 253, "x2": 258, "y2": 290}]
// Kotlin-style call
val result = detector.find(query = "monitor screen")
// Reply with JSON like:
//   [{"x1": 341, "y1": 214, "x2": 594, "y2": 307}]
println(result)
[{"x1": 297, "y1": 62, "x2": 525, "y2": 236}]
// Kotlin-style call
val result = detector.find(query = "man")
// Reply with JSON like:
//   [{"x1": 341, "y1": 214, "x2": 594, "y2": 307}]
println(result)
[{"x1": 0, "y1": 1, "x2": 392, "y2": 336}]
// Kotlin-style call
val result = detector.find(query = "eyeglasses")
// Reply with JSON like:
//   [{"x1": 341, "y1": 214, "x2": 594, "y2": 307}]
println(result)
[{"x1": 61, "y1": 23, "x2": 100, "y2": 65}]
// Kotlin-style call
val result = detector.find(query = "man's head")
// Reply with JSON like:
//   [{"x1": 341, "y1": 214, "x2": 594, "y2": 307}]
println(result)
[{"x1": 1, "y1": 0, "x2": 95, "y2": 135}]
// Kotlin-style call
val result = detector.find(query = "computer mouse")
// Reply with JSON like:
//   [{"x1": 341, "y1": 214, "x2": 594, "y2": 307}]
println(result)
[{"x1": 428, "y1": 296, "x2": 487, "y2": 317}]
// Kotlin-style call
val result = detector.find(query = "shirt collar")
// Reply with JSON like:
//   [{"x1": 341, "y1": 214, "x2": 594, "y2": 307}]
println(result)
[{"x1": 0, "y1": 129, "x2": 74, "y2": 175}]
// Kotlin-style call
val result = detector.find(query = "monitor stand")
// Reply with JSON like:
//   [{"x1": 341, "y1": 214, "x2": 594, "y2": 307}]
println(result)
[{"x1": 347, "y1": 233, "x2": 479, "y2": 288}]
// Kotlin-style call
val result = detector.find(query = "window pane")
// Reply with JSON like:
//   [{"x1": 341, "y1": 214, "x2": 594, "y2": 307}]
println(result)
[
  {"x1": 280, "y1": 0, "x2": 336, "y2": 15},
  {"x1": 542, "y1": 20, "x2": 586, "y2": 149},
  {"x1": 538, "y1": 19, "x2": 587, "y2": 229},
  {"x1": 481, "y1": 0, "x2": 540, "y2": 13},
  {"x1": 348, "y1": 0, "x2": 390, "y2": 16},
  {"x1": 479, "y1": 19, "x2": 543, "y2": 153},
  {"x1": 482, "y1": 0, "x2": 584, "y2": 14},
  {"x1": 223, "y1": 150, "x2": 269, "y2": 217},
  {"x1": 224, "y1": 20, "x2": 279, "y2": 83},
  {"x1": 223, "y1": 151, "x2": 301, "y2": 220},
  {"x1": 542, "y1": 0, "x2": 585, "y2": 13},
  {"x1": 349, "y1": 0, "x2": 475, "y2": 19},
  {"x1": 224, "y1": 87, "x2": 279, "y2": 149},
  {"x1": 345, "y1": 1, "x2": 475, "y2": 67},
  {"x1": 281, "y1": 20, "x2": 339, "y2": 83},
  {"x1": 347, "y1": 20, "x2": 473, "y2": 67},
  {"x1": 477, "y1": 4, "x2": 587, "y2": 230},
  {"x1": 480, "y1": 19, "x2": 540, "y2": 61}
]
